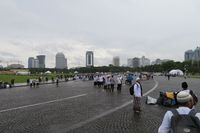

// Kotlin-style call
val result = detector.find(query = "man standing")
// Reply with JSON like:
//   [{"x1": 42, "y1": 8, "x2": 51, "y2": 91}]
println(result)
[
  {"x1": 133, "y1": 77, "x2": 142, "y2": 113},
  {"x1": 56, "y1": 78, "x2": 59, "y2": 87},
  {"x1": 117, "y1": 75, "x2": 123, "y2": 92},
  {"x1": 110, "y1": 75, "x2": 115, "y2": 92}
]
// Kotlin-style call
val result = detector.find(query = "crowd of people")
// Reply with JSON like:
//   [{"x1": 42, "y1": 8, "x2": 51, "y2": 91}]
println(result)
[{"x1": 93, "y1": 74, "x2": 123, "y2": 92}]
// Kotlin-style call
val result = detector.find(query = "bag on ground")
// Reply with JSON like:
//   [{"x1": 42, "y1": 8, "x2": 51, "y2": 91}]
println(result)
[{"x1": 146, "y1": 96, "x2": 157, "y2": 105}]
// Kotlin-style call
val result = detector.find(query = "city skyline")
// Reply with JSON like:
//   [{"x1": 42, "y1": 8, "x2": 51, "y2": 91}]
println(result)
[
  {"x1": 0, "y1": 0, "x2": 200, "y2": 68},
  {"x1": 1, "y1": 49, "x2": 199, "y2": 69}
]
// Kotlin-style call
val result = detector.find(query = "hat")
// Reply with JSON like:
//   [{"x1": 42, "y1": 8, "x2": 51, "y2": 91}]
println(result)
[
  {"x1": 136, "y1": 77, "x2": 140, "y2": 81},
  {"x1": 177, "y1": 91, "x2": 192, "y2": 103}
]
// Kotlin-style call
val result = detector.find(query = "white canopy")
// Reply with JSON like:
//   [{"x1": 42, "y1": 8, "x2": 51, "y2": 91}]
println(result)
[
  {"x1": 45, "y1": 71, "x2": 52, "y2": 74},
  {"x1": 169, "y1": 69, "x2": 184, "y2": 76},
  {"x1": 74, "y1": 71, "x2": 78, "y2": 74}
]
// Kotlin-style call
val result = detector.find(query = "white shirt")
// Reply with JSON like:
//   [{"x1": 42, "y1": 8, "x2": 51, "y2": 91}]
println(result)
[
  {"x1": 158, "y1": 107, "x2": 200, "y2": 133},
  {"x1": 106, "y1": 77, "x2": 111, "y2": 85},
  {"x1": 133, "y1": 82, "x2": 142, "y2": 97},
  {"x1": 117, "y1": 77, "x2": 122, "y2": 84}
]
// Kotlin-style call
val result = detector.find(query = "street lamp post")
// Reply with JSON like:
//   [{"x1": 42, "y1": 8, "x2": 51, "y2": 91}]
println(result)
[{"x1": 184, "y1": 65, "x2": 188, "y2": 79}]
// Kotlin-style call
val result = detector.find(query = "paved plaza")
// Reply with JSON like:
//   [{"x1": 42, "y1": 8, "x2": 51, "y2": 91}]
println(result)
[{"x1": 0, "y1": 76, "x2": 199, "y2": 133}]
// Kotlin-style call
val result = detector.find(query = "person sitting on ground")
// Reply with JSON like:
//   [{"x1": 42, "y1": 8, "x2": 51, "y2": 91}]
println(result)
[
  {"x1": 158, "y1": 91, "x2": 200, "y2": 133},
  {"x1": 181, "y1": 82, "x2": 198, "y2": 105}
]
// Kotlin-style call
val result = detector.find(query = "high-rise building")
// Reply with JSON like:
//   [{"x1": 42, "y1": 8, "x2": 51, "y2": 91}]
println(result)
[
  {"x1": 140, "y1": 56, "x2": 150, "y2": 67},
  {"x1": 132, "y1": 57, "x2": 140, "y2": 68},
  {"x1": 28, "y1": 57, "x2": 39, "y2": 68},
  {"x1": 37, "y1": 55, "x2": 45, "y2": 68},
  {"x1": 86, "y1": 51, "x2": 94, "y2": 67},
  {"x1": 28, "y1": 57, "x2": 35, "y2": 68},
  {"x1": 184, "y1": 47, "x2": 200, "y2": 62},
  {"x1": 127, "y1": 58, "x2": 133, "y2": 67},
  {"x1": 113, "y1": 56, "x2": 120, "y2": 66},
  {"x1": 184, "y1": 50, "x2": 194, "y2": 61},
  {"x1": 193, "y1": 47, "x2": 200, "y2": 61},
  {"x1": 34, "y1": 59, "x2": 39, "y2": 68},
  {"x1": 55, "y1": 52, "x2": 67, "y2": 69}
]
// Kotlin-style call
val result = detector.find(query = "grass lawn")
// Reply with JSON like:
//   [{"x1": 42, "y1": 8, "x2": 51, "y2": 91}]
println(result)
[
  {"x1": 0, "y1": 75, "x2": 39, "y2": 83},
  {"x1": 191, "y1": 73, "x2": 200, "y2": 78},
  {"x1": 0, "y1": 74, "x2": 69, "y2": 83},
  {"x1": 0, "y1": 74, "x2": 73, "y2": 83}
]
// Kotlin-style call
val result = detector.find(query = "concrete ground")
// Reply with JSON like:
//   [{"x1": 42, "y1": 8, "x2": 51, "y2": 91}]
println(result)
[{"x1": 0, "y1": 76, "x2": 199, "y2": 133}]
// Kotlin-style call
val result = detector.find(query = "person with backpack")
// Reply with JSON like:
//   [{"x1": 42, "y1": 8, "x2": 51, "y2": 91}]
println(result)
[
  {"x1": 133, "y1": 77, "x2": 143, "y2": 113},
  {"x1": 158, "y1": 91, "x2": 200, "y2": 133}
]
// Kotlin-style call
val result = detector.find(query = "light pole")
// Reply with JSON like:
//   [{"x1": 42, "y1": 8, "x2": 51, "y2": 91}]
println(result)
[{"x1": 184, "y1": 65, "x2": 188, "y2": 79}]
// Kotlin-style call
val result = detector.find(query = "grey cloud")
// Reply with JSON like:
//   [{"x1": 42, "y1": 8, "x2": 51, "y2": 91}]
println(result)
[
  {"x1": 0, "y1": 52, "x2": 16, "y2": 58},
  {"x1": 0, "y1": 0, "x2": 200, "y2": 67}
]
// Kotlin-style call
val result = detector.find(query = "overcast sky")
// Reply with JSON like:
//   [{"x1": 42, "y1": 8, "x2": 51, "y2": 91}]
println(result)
[{"x1": 0, "y1": 0, "x2": 200, "y2": 68}]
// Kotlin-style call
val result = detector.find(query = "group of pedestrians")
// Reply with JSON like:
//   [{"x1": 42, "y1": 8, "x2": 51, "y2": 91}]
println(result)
[{"x1": 93, "y1": 74, "x2": 123, "y2": 92}]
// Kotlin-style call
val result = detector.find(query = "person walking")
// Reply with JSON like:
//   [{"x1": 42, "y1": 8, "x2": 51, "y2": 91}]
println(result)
[
  {"x1": 110, "y1": 75, "x2": 115, "y2": 92},
  {"x1": 158, "y1": 91, "x2": 200, "y2": 133},
  {"x1": 133, "y1": 77, "x2": 143, "y2": 113},
  {"x1": 117, "y1": 75, "x2": 123, "y2": 92},
  {"x1": 56, "y1": 78, "x2": 59, "y2": 87}
]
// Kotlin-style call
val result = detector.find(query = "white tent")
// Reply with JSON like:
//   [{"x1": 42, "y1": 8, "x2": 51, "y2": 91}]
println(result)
[
  {"x1": 169, "y1": 69, "x2": 184, "y2": 76},
  {"x1": 45, "y1": 71, "x2": 52, "y2": 74},
  {"x1": 74, "y1": 71, "x2": 78, "y2": 74}
]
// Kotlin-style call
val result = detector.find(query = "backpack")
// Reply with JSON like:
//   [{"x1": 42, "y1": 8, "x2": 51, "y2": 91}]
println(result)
[
  {"x1": 170, "y1": 109, "x2": 200, "y2": 133},
  {"x1": 129, "y1": 85, "x2": 134, "y2": 95},
  {"x1": 129, "y1": 83, "x2": 142, "y2": 96}
]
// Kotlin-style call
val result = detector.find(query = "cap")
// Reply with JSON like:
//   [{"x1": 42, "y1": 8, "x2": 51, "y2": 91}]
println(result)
[
  {"x1": 177, "y1": 91, "x2": 192, "y2": 103},
  {"x1": 136, "y1": 77, "x2": 140, "y2": 81}
]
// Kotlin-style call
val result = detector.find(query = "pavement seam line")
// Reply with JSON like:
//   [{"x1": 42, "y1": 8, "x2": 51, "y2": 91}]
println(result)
[
  {"x1": 0, "y1": 94, "x2": 87, "y2": 113},
  {"x1": 64, "y1": 79, "x2": 159, "y2": 132}
]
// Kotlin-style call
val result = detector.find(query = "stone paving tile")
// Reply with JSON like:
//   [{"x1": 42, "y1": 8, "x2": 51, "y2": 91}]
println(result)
[{"x1": 0, "y1": 77, "x2": 199, "y2": 133}]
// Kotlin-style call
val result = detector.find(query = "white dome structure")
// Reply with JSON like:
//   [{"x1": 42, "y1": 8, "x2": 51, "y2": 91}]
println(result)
[{"x1": 169, "y1": 69, "x2": 184, "y2": 76}]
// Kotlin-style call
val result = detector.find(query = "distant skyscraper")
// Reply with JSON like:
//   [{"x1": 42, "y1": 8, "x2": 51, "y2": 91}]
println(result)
[
  {"x1": 34, "y1": 59, "x2": 39, "y2": 68},
  {"x1": 86, "y1": 51, "x2": 94, "y2": 67},
  {"x1": 184, "y1": 47, "x2": 200, "y2": 62},
  {"x1": 37, "y1": 55, "x2": 46, "y2": 68},
  {"x1": 193, "y1": 47, "x2": 200, "y2": 61},
  {"x1": 28, "y1": 57, "x2": 40, "y2": 68},
  {"x1": 127, "y1": 58, "x2": 133, "y2": 67},
  {"x1": 140, "y1": 56, "x2": 150, "y2": 67},
  {"x1": 113, "y1": 56, "x2": 120, "y2": 66},
  {"x1": 28, "y1": 57, "x2": 34, "y2": 68},
  {"x1": 184, "y1": 50, "x2": 194, "y2": 61},
  {"x1": 132, "y1": 57, "x2": 140, "y2": 68},
  {"x1": 56, "y1": 52, "x2": 67, "y2": 69}
]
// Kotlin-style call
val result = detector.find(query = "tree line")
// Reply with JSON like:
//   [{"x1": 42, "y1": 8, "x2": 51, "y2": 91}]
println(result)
[{"x1": 1, "y1": 60, "x2": 200, "y2": 74}]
